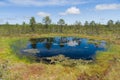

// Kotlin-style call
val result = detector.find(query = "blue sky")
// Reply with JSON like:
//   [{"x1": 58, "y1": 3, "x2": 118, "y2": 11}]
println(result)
[{"x1": 0, "y1": 0, "x2": 120, "y2": 24}]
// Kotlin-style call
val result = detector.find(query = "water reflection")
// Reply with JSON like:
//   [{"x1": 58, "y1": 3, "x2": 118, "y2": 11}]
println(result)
[
  {"x1": 22, "y1": 37, "x2": 106, "y2": 60},
  {"x1": 29, "y1": 39, "x2": 37, "y2": 48},
  {"x1": 67, "y1": 41, "x2": 78, "y2": 47}
]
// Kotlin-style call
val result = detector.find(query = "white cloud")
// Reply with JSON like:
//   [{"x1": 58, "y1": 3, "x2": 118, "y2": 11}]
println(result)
[
  {"x1": 59, "y1": 6, "x2": 80, "y2": 15},
  {"x1": 95, "y1": 4, "x2": 120, "y2": 10},
  {"x1": 37, "y1": 12, "x2": 51, "y2": 17},
  {"x1": 8, "y1": 0, "x2": 88, "y2": 6},
  {"x1": 66, "y1": 7, "x2": 80, "y2": 14}
]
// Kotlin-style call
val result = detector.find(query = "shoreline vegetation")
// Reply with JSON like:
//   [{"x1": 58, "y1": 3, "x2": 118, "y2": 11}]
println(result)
[
  {"x1": 0, "y1": 33, "x2": 120, "y2": 80},
  {"x1": 0, "y1": 17, "x2": 120, "y2": 80}
]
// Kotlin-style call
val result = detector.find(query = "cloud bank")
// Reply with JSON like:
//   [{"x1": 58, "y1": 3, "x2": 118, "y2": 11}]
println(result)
[
  {"x1": 96, "y1": 4, "x2": 120, "y2": 10},
  {"x1": 59, "y1": 6, "x2": 80, "y2": 15},
  {"x1": 7, "y1": 0, "x2": 87, "y2": 6}
]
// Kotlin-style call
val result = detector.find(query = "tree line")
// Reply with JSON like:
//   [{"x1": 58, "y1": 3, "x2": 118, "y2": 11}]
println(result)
[{"x1": 0, "y1": 16, "x2": 120, "y2": 38}]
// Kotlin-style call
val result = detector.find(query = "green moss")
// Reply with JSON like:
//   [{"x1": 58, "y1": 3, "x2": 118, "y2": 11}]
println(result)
[{"x1": 0, "y1": 34, "x2": 120, "y2": 80}]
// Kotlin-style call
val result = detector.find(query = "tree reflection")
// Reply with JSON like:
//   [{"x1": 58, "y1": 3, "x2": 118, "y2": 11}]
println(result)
[
  {"x1": 30, "y1": 38, "x2": 54, "y2": 49},
  {"x1": 30, "y1": 38, "x2": 37, "y2": 48},
  {"x1": 59, "y1": 37, "x2": 67, "y2": 48},
  {"x1": 45, "y1": 38, "x2": 54, "y2": 50}
]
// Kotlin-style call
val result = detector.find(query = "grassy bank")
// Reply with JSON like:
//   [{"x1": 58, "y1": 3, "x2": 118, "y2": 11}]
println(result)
[{"x1": 0, "y1": 34, "x2": 120, "y2": 80}]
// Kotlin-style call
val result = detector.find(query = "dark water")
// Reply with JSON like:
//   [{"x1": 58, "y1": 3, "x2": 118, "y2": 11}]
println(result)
[{"x1": 21, "y1": 37, "x2": 106, "y2": 60}]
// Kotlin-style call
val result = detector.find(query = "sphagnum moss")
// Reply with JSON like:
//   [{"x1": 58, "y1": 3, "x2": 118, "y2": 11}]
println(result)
[{"x1": 0, "y1": 34, "x2": 120, "y2": 80}]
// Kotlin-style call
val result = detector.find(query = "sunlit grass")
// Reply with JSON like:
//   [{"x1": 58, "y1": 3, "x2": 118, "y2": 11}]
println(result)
[{"x1": 0, "y1": 34, "x2": 120, "y2": 80}]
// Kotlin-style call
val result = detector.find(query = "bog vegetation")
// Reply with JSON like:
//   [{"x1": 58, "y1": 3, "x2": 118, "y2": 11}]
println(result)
[
  {"x1": 0, "y1": 16, "x2": 120, "y2": 39},
  {"x1": 0, "y1": 16, "x2": 120, "y2": 80}
]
